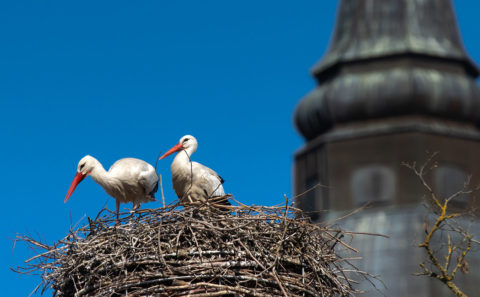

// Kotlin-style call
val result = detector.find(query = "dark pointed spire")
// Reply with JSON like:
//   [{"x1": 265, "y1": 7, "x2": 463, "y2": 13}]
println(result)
[{"x1": 295, "y1": 0, "x2": 480, "y2": 140}]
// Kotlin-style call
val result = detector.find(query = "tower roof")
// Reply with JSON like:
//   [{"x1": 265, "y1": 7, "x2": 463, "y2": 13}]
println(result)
[{"x1": 295, "y1": 0, "x2": 480, "y2": 140}]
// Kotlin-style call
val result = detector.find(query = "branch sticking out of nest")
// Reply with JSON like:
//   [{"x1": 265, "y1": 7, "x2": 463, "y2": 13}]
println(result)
[{"x1": 14, "y1": 198, "x2": 371, "y2": 296}]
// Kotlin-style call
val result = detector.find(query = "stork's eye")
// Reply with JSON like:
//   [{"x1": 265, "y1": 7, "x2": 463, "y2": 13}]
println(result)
[
  {"x1": 80, "y1": 163, "x2": 85, "y2": 170},
  {"x1": 183, "y1": 138, "x2": 190, "y2": 143}
]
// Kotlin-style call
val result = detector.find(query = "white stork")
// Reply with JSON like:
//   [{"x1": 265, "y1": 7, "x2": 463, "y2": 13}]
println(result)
[
  {"x1": 160, "y1": 135, "x2": 228, "y2": 205},
  {"x1": 65, "y1": 155, "x2": 159, "y2": 223}
]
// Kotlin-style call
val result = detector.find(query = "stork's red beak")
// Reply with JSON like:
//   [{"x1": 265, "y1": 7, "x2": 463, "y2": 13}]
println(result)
[
  {"x1": 64, "y1": 172, "x2": 87, "y2": 203},
  {"x1": 159, "y1": 143, "x2": 183, "y2": 159}
]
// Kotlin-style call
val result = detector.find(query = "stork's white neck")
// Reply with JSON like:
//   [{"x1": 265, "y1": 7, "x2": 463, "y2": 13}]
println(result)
[
  {"x1": 89, "y1": 160, "x2": 117, "y2": 191},
  {"x1": 172, "y1": 149, "x2": 194, "y2": 170}
]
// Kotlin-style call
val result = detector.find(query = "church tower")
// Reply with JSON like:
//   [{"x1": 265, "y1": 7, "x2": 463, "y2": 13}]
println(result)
[{"x1": 294, "y1": 0, "x2": 480, "y2": 295}]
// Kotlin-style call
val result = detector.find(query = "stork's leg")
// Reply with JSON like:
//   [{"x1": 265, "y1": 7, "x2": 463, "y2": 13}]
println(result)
[
  {"x1": 115, "y1": 200, "x2": 120, "y2": 225},
  {"x1": 132, "y1": 203, "x2": 139, "y2": 212}
]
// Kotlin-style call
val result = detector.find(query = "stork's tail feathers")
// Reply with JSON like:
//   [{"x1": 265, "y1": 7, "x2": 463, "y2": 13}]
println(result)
[{"x1": 148, "y1": 179, "x2": 159, "y2": 201}]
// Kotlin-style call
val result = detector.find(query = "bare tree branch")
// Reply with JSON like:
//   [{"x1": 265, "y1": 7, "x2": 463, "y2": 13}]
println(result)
[{"x1": 405, "y1": 154, "x2": 479, "y2": 297}]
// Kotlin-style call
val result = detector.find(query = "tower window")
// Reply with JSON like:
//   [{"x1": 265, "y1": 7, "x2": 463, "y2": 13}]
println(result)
[
  {"x1": 352, "y1": 165, "x2": 395, "y2": 206},
  {"x1": 434, "y1": 165, "x2": 469, "y2": 208}
]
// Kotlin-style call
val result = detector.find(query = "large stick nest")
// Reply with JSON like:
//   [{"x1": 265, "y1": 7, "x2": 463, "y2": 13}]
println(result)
[{"x1": 16, "y1": 199, "x2": 367, "y2": 296}]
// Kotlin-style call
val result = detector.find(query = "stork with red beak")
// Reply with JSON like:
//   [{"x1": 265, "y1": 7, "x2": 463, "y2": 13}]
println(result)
[
  {"x1": 65, "y1": 155, "x2": 159, "y2": 223},
  {"x1": 160, "y1": 135, "x2": 228, "y2": 205}
]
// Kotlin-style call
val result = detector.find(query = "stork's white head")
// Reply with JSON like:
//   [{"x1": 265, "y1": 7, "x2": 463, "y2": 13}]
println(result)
[
  {"x1": 159, "y1": 134, "x2": 198, "y2": 159},
  {"x1": 64, "y1": 155, "x2": 98, "y2": 203},
  {"x1": 179, "y1": 135, "x2": 198, "y2": 152},
  {"x1": 77, "y1": 155, "x2": 99, "y2": 175}
]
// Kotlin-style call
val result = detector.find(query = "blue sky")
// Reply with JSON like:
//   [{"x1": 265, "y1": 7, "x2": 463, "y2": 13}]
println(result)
[{"x1": 2, "y1": 1, "x2": 480, "y2": 296}]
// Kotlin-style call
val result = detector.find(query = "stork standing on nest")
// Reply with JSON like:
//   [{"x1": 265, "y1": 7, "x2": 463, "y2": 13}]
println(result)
[
  {"x1": 160, "y1": 135, "x2": 229, "y2": 205},
  {"x1": 65, "y1": 155, "x2": 159, "y2": 223}
]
